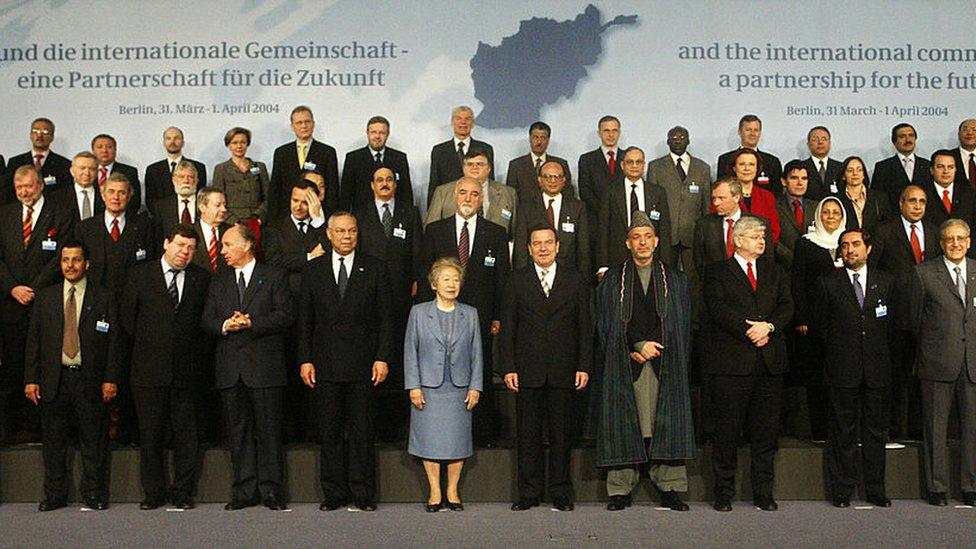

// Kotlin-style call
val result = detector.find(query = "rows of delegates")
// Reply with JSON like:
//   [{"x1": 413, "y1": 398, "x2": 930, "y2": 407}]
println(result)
[{"x1": 0, "y1": 107, "x2": 974, "y2": 514}]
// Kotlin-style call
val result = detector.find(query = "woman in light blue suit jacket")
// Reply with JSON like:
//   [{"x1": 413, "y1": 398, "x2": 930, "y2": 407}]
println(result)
[{"x1": 404, "y1": 257, "x2": 482, "y2": 512}]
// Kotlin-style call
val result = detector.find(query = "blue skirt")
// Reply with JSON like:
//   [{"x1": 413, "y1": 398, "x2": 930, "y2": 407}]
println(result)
[{"x1": 408, "y1": 382, "x2": 472, "y2": 460}]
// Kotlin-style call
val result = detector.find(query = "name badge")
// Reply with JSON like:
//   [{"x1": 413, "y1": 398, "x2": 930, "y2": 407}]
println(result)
[
  {"x1": 561, "y1": 222, "x2": 575, "y2": 233},
  {"x1": 41, "y1": 239, "x2": 57, "y2": 251},
  {"x1": 648, "y1": 209, "x2": 661, "y2": 221},
  {"x1": 394, "y1": 172, "x2": 400, "y2": 182},
  {"x1": 829, "y1": 183, "x2": 839, "y2": 194},
  {"x1": 303, "y1": 161, "x2": 317, "y2": 171},
  {"x1": 875, "y1": 304, "x2": 888, "y2": 318},
  {"x1": 43, "y1": 175, "x2": 57, "y2": 186},
  {"x1": 249, "y1": 167, "x2": 261, "y2": 175},
  {"x1": 135, "y1": 248, "x2": 147, "y2": 261},
  {"x1": 96, "y1": 320, "x2": 110, "y2": 333},
  {"x1": 688, "y1": 183, "x2": 700, "y2": 194},
  {"x1": 757, "y1": 174, "x2": 770, "y2": 185},
  {"x1": 393, "y1": 227, "x2": 407, "y2": 239},
  {"x1": 501, "y1": 208, "x2": 512, "y2": 221},
  {"x1": 484, "y1": 255, "x2": 496, "y2": 268}
]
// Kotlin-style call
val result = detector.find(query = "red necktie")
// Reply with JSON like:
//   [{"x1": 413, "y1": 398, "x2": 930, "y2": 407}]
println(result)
[
  {"x1": 22, "y1": 205, "x2": 33, "y2": 249},
  {"x1": 969, "y1": 153, "x2": 976, "y2": 188},
  {"x1": 458, "y1": 221, "x2": 470, "y2": 268},
  {"x1": 110, "y1": 218, "x2": 120, "y2": 242},
  {"x1": 33, "y1": 154, "x2": 43, "y2": 170},
  {"x1": 725, "y1": 218, "x2": 735, "y2": 258},
  {"x1": 793, "y1": 199, "x2": 803, "y2": 227},
  {"x1": 98, "y1": 166, "x2": 107, "y2": 186},
  {"x1": 607, "y1": 150, "x2": 616, "y2": 177},
  {"x1": 943, "y1": 189, "x2": 952, "y2": 214},
  {"x1": 208, "y1": 227, "x2": 218, "y2": 272},
  {"x1": 746, "y1": 261, "x2": 757, "y2": 291},
  {"x1": 910, "y1": 224, "x2": 923, "y2": 264},
  {"x1": 181, "y1": 199, "x2": 192, "y2": 225}
]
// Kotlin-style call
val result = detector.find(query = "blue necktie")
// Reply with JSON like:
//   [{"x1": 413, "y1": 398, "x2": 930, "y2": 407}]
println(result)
[
  {"x1": 853, "y1": 273, "x2": 864, "y2": 308},
  {"x1": 338, "y1": 257, "x2": 348, "y2": 298}
]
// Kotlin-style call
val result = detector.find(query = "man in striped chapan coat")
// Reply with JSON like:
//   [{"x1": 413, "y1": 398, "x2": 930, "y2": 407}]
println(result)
[{"x1": 591, "y1": 211, "x2": 696, "y2": 512}]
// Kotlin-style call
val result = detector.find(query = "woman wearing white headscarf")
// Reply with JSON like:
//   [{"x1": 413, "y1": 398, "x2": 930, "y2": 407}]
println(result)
[{"x1": 791, "y1": 196, "x2": 847, "y2": 441}]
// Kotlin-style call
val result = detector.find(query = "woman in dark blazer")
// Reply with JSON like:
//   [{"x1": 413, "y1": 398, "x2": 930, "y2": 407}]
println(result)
[
  {"x1": 831, "y1": 155, "x2": 891, "y2": 232},
  {"x1": 403, "y1": 257, "x2": 482, "y2": 512},
  {"x1": 212, "y1": 127, "x2": 271, "y2": 223}
]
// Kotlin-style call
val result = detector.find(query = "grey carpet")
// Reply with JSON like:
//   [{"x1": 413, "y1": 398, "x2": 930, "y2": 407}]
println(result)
[{"x1": 2, "y1": 501, "x2": 975, "y2": 548}]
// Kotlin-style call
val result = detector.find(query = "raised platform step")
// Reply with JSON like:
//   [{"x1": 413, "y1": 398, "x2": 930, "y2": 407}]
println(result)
[{"x1": 1, "y1": 438, "x2": 961, "y2": 503}]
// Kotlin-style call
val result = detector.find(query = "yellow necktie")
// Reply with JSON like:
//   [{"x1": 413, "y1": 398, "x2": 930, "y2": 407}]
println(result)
[{"x1": 298, "y1": 144, "x2": 307, "y2": 167}]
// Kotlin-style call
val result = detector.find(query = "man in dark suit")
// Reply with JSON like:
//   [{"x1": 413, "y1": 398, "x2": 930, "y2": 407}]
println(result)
[
  {"x1": 952, "y1": 119, "x2": 976, "y2": 189},
  {"x1": 190, "y1": 188, "x2": 232, "y2": 273},
  {"x1": 812, "y1": 228, "x2": 894, "y2": 508},
  {"x1": 704, "y1": 216, "x2": 793, "y2": 512},
  {"x1": 269, "y1": 105, "x2": 340, "y2": 218},
  {"x1": 424, "y1": 177, "x2": 510, "y2": 446},
  {"x1": 647, "y1": 126, "x2": 712, "y2": 279},
  {"x1": 143, "y1": 127, "x2": 208, "y2": 206},
  {"x1": 871, "y1": 185, "x2": 940, "y2": 441},
  {"x1": 150, "y1": 161, "x2": 202, "y2": 241},
  {"x1": 298, "y1": 212, "x2": 393, "y2": 511},
  {"x1": 122, "y1": 224, "x2": 210, "y2": 510},
  {"x1": 24, "y1": 240, "x2": 118, "y2": 511},
  {"x1": 426, "y1": 105, "x2": 495, "y2": 208},
  {"x1": 512, "y1": 161, "x2": 590, "y2": 278},
  {"x1": 578, "y1": 115, "x2": 624, "y2": 251},
  {"x1": 910, "y1": 218, "x2": 976, "y2": 507},
  {"x1": 801, "y1": 126, "x2": 842, "y2": 201},
  {"x1": 91, "y1": 134, "x2": 141, "y2": 214},
  {"x1": 775, "y1": 160, "x2": 817, "y2": 269},
  {"x1": 872, "y1": 123, "x2": 932, "y2": 212},
  {"x1": 202, "y1": 223, "x2": 293, "y2": 511},
  {"x1": 505, "y1": 121, "x2": 574, "y2": 201},
  {"x1": 925, "y1": 149, "x2": 976, "y2": 233},
  {"x1": 596, "y1": 146, "x2": 673, "y2": 278},
  {"x1": 353, "y1": 165, "x2": 424, "y2": 441},
  {"x1": 3, "y1": 117, "x2": 72, "y2": 203},
  {"x1": 339, "y1": 116, "x2": 413, "y2": 210},
  {"x1": 716, "y1": 114, "x2": 783, "y2": 195},
  {"x1": 49, "y1": 151, "x2": 105, "y2": 223},
  {"x1": 502, "y1": 224, "x2": 590, "y2": 512},
  {"x1": 0, "y1": 166, "x2": 74, "y2": 443}
]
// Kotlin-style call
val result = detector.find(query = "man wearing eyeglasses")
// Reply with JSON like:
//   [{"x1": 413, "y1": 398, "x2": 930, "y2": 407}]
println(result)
[
  {"x1": 801, "y1": 126, "x2": 842, "y2": 201},
  {"x1": 3, "y1": 118, "x2": 72, "y2": 204},
  {"x1": 425, "y1": 148, "x2": 518, "y2": 235}
]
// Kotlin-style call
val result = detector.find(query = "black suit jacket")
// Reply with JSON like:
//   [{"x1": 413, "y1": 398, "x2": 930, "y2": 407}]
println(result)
[
  {"x1": 190, "y1": 221, "x2": 232, "y2": 273},
  {"x1": 871, "y1": 217, "x2": 940, "y2": 330},
  {"x1": 774, "y1": 195, "x2": 817, "y2": 269},
  {"x1": 77, "y1": 212, "x2": 156, "y2": 292},
  {"x1": 297, "y1": 253, "x2": 394, "y2": 382},
  {"x1": 691, "y1": 213, "x2": 773, "y2": 280},
  {"x1": 703, "y1": 257, "x2": 794, "y2": 376},
  {"x1": 24, "y1": 281, "x2": 118, "y2": 401},
  {"x1": 262, "y1": 217, "x2": 323, "y2": 299},
  {"x1": 0, "y1": 199, "x2": 74, "y2": 323},
  {"x1": 144, "y1": 158, "x2": 207, "y2": 205},
  {"x1": 505, "y1": 154, "x2": 574, "y2": 201},
  {"x1": 830, "y1": 184, "x2": 893, "y2": 232},
  {"x1": 121, "y1": 261, "x2": 211, "y2": 388},
  {"x1": 577, "y1": 147, "x2": 624, "y2": 241},
  {"x1": 269, "y1": 139, "x2": 340, "y2": 217},
  {"x1": 499, "y1": 264, "x2": 591, "y2": 388},
  {"x1": 339, "y1": 146, "x2": 412, "y2": 210},
  {"x1": 597, "y1": 179, "x2": 673, "y2": 270},
  {"x1": 717, "y1": 149, "x2": 783, "y2": 195},
  {"x1": 512, "y1": 194, "x2": 590, "y2": 280},
  {"x1": 812, "y1": 268, "x2": 894, "y2": 389},
  {"x1": 201, "y1": 262, "x2": 293, "y2": 390},
  {"x1": 427, "y1": 138, "x2": 495, "y2": 207},
  {"x1": 107, "y1": 162, "x2": 142, "y2": 214},
  {"x1": 801, "y1": 157, "x2": 843, "y2": 201},
  {"x1": 353, "y1": 201, "x2": 424, "y2": 305},
  {"x1": 48, "y1": 183, "x2": 106, "y2": 222},
  {"x1": 924, "y1": 182, "x2": 976, "y2": 233},
  {"x1": 3, "y1": 151, "x2": 72, "y2": 204},
  {"x1": 423, "y1": 216, "x2": 510, "y2": 331},
  {"x1": 872, "y1": 154, "x2": 932, "y2": 212},
  {"x1": 952, "y1": 148, "x2": 976, "y2": 188}
]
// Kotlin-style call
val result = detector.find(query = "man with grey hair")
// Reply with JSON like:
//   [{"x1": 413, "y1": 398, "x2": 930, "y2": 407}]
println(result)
[
  {"x1": 51, "y1": 151, "x2": 104, "y2": 222},
  {"x1": 150, "y1": 160, "x2": 203, "y2": 240},
  {"x1": 426, "y1": 148, "x2": 517, "y2": 233},
  {"x1": 910, "y1": 218, "x2": 976, "y2": 507},
  {"x1": 427, "y1": 106, "x2": 495, "y2": 208},
  {"x1": 144, "y1": 126, "x2": 208, "y2": 206},
  {"x1": 704, "y1": 215, "x2": 793, "y2": 512},
  {"x1": 192, "y1": 187, "x2": 231, "y2": 273}
]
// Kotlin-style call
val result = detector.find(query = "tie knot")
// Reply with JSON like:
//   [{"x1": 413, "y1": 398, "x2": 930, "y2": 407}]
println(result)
[
  {"x1": 541, "y1": 268, "x2": 548, "y2": 276},
  {"x1": 68, "y1": 284, "x2": 75, "y2": 294},
  {"x1": 676, "y1": 157, "x2": 683, "y2": 165},
  {"x1": 747, "y1": 261, "x2": 752, "y2": 268},
  {"x1": 853, "y1": 272, "x2": 860, "y2": 282},
  {"x1": 463, "y1": 220, "x2": 468, "y2": 228},
  {"x1": 608, "y1": 151, "x2": 615, "y2": 159},
  {"x1": 727, "y1": 219, "x2": 734, "y2": 227},
  {"x1": 383, "y1": 203, "x2": 390, "y2": 211},
  {"x1": 169, "y1": 268, "x2": 181, "y2": 276},
  {"x1": 339, "y1": 256, "x2": 345, "y2": 263},
  {"x1": 548, "y1": 198, "x2": 554, "y2": 207},
  {"x1": 112, "y1": 218, "x2": 119, "y2": 226}
]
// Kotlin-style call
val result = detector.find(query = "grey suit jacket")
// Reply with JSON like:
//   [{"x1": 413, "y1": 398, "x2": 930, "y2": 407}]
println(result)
[
  {"x1": 403, "y1": 300, "x2": 483, "y2": 390},
  {"x1": 212, "y1": 159, "x2": 271, "y2": 223},
  {"x1": 911, "y1": 257, "x2": 976, "y2": 383},
  {"x1": 505, "y1": 154, "x2": 574, "y2": 201},
  {"x1": 425, "y1": 179, "x2": 518, "y2": 233},
  {"x1": 646, "y1": 153, "x2": 711, "y2": 247}
]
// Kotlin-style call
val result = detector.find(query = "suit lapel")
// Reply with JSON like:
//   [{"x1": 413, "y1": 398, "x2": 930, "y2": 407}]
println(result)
[
  {"x1": 426, "y1": 301, "x2": 447, "y2": 346},
  {"x1": 79, "y1": 285, "x2": 96, "y2": 325},
  {"x1": 966, "y1": 259, "x2": 976, "y2": 316},
  {"x1": 242, "y1": 264, "x2": 263, "y2": 310},
  {"x1": 938, "y1": 261, "x2": 963, "y2": 305}
]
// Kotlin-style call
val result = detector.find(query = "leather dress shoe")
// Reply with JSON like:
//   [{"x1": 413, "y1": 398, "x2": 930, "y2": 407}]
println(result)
[
  {"x1": 660, "y1": 490, "x2": 689, "y2": 511},
  {"x1": 443, "y1": 501, "x2": 463, "y2": 511},
  {"x1": 225, "y1": 498, "x2": 257, "y2": 511},
  {"x1": 832, "y1": 495, "x2": 851, "y2": 508},
  {"x1": 866, "y1": 495, "x2": 891, "y2": 507},
  {"x1": 83, "y1": 497, "x2": 108, "y2": 511},
  {"x1": 319, "y1": 500, "x2": 345, "y2": 511},
  {"x1": 425, "y1": 500, "x2": 442, "y2": 512},
  {"x1": 511, "y1": 499, "x2": 539, "y2": 511},
  {"x1": 713, "y1": 496, "x2": 732, "y2": 512},
  {"x1": 263, "y1": 495, "x2": 287, "y2": 511},
  {"x1": 927, "y1": 492, "x2": 948, "y2": 506},
  {"x1": 38, "y1": 499, "x2": 66, "y2": 512},
  {"x1": 552, "y1": 499, "x2": 574, "y2": 512},
  {"x1": 606, "y1": 495, "x2": 632, "y2": 511},
  {"x1": 357, "y1": 502, "x2": 378, "y2": 512},
  {"x1": 754, "y1": 496, "x2": 778, "y2": 511},
  {"x1": 964, "y1": 492, "x2": 976, "y2": 506},
  {"x1": 140, "y1": 499, "x2": 164, "y2": 510}
]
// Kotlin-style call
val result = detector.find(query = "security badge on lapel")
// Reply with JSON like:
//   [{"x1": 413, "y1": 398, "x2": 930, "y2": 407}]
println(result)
[
  {"x1": 43, "y1": 175, "x2": 57, "y2": 186},
  {"x1": 561, "y1": 215, "x2": 575, "y2": 233},
  {"x1": 874, "y1": 295, "x2": 887, "y2": 318},
  {"x1": 135, "y1": 247, "x2": 148, "y2": 261},
  {"x1": 303, "y1": 161, "x2": 317, "y2": 171},
  {"x1": 484, "y1": 249, "x2": 496, "y2": 268},
  {"x1": 648, "y1": 209, "x2": 660, "y2": 221},
  {"x1": 757, "y1": 172, "x2": 769, "y2": 187},
  {"x1": 393, "y1": 223, "x2": 406, "y2": 239},
  {"x1": 96, "y1": 317, "x2": 110, "y2": 333},
  {"x1": 688, "y1": 182, "x2": 700, "y2": 194},
  {"x1": 42, "y1": 228, "x2": 58, "y2": 251},
  {"x1": 501, "y1": 208, "x2": 512, "y2": 221}
]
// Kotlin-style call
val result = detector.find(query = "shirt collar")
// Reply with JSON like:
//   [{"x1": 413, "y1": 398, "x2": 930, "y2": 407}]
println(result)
[
  {"x1": 530, "y1": 152, "x2": 547, "y2": 165},
  {"x1": 669, "y1": 152, "x2": 690, "y2": 165},
  {"x1": 534, "y1": 261, "x2": 556, "y2": 279},
  {"x1": 236, "y1": 258, "x2": 257, "y2": 280},
  {"x1": 332, "y1": 249, "x2": 355, "y2": 264},
  {"x1": 945, "y1": 256, "x2": 967, "y2": 276},
  {"x1": 846, "y1": 264, "x2": 867, "y2": 282},
  {"x1": 897, "y1": 152, "x2": 915, "y2": 163},
  {"x1": 375, "y1": 198, "x2": 395, "y2": 212},
  {"x1": 64, "y1": 276, "x2": 87, "y2": 296},
  {"x1": 104, "y1": 210, "x2": 125, "y2": 225}
]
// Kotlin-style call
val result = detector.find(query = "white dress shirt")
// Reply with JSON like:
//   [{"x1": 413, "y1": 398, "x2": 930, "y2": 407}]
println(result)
[
  {"x1": 74, "y1": 183, "x2": 96, "y2": 217},
  {"x1": 623, "y1": 177, "x2": 646, "y2": 225},
  {"x1": 534, "y1": 261, "x2": 556, "y2": 294},
  {"x1": 733, "y1": 252, "x2": 758, "y2": 280},
  {"x1": 846, "y1": 264, "x2": 868, "y2": 299},
  {"x1": 934, "y1": 181, "x2": 954, "y2": 204},
  {"x1": 176, "y1": 195, "x2": 197, "y2": 223},
  {"x1": 959, "y1": 147, "x2": 976, "y2": 181},
  {"x1": 375, "y1": 198, "x2": 395, "y2": 222},
  {"x1": 898, "y1": 152, "x2": 916, "y2": 181},
  {"x1": 901, "y1": 216, "x2": 925, "y2": 256},
  {"x1": 453, "y1": 137, "x2": 471, "y2": 154},
  {"x1": 161, "y1": 256, "x2": 185, "y2": 302},
  {"x1": 542, "y1": 192, "x2": 563, "y2": 225},
  {"x1": 945, "y1": 256, "x2": 967, "y2": 288},
  {"x1": 104, "y1": 211, "x2": 125, "y2": 234},
  {"x1": 331, "y1": 250, "x2": 355, "y2": 284}
]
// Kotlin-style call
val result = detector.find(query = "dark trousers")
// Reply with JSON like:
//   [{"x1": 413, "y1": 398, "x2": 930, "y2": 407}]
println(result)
[
  {"x1": 889, "y1": 330, "x2": 921, "y2": 438},
  {"x1": 828, "y1": 385, "x2": 888, "y2": 498},
  {"x1": 40, "y1": 367, "x2": 109, "y2": 502},
  {"x1": 220, "y1": 382, "x2": 283, "y2": 502},
  {"x1": 316, "y1": 380, "x2": 376, "y2": 504},
  {"x1": 516, "y1": 385, "x2": 574, "y2": 502},
  {"x1": 711, "y1": 364, "x2": 784, "y2": 500},
  {"x1": 472, "y1": 328, "x2": 498, "y2": 444},
  {"x1": 795, "y1": 332, "x2": 828, "y2": 439},
  {"x1": 1, "y1": 318, "x2": 39, "y2": 439},
  {"x1": 132, "y1": 384, "x2": 199, "y2": 501}
]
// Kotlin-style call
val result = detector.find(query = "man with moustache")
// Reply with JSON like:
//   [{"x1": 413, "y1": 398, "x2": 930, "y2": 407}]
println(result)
[
  {"x1": 873, "y1": 123, "x2": 932, "y2": 213},
  {"x1": 340, "y1": 116, "x2": 413, "y2": 210},
  {"x1": 506, "y1": 121, "x2": 574, "y2": 200},
  {"x1": 426, "y1": 148, "x2": 518, "y2": 234},
  {"x1": 144, "y1": 127, "x2": 208, "y2": 205},
  {"x1": 150, "y1": 161, "x2": 203, "y2": 238},
  {"x1": 91, "y1": 134, "x2": 141, "y2": 214},
  {"x1": 3, "y1": 118, "x2": 72, "y2": 203},
  {"x1": 427, "y1": 106, "x2": 495, "y2": 208},
  {"x1": 716, "y1": 115, "x2": 783, "y2": 196}
]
